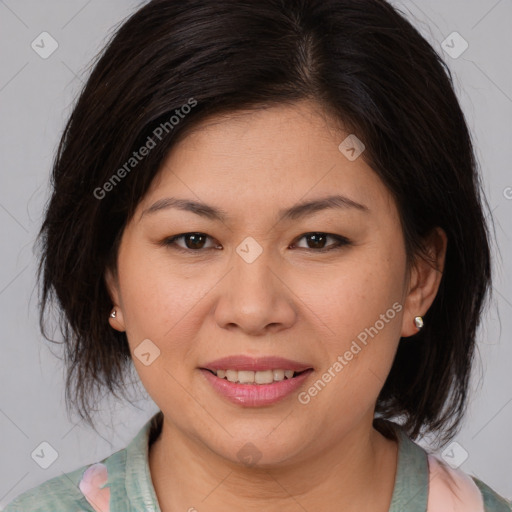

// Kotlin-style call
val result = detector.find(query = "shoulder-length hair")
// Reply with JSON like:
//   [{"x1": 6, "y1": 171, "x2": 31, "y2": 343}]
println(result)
[{"x1": 36, "y1": 0, "x2": 494, "y2": 447}]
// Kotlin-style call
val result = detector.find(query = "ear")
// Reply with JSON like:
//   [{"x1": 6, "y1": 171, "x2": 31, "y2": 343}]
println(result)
[
  {"x1": 105, "y1": 267, "x2": 126, "y2": 332},
  {"x1": 401, "y1": 227, "x2": 448, "y2": 337}
]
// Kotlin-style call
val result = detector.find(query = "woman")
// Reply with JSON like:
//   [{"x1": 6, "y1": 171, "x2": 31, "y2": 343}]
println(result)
[{"x1": 4, "y1": 0, "x2": 511, "y2": 510}]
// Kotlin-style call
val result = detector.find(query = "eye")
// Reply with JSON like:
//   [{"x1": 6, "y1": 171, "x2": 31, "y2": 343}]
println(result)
[
  {"x1": 161, "y1": 233, "x2": 221, "y2": 252},
  {"x1": 291, "y1": 232, "x2": 351, "y2": 252},
  {"x1": 160, "y1": 232, "x2": 351, "y2": 253}
]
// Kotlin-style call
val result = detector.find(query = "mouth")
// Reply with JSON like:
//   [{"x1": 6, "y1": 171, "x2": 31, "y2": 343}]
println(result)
[
  {"x1": 201, "y1": 368, "x2": 312, "y2": 384},
  {"x1": 198, "y1": 365, "x2": 314, "y2": 407},
  {"x1": 198, "y1": 355, "x2": 314, "y2": 406}
]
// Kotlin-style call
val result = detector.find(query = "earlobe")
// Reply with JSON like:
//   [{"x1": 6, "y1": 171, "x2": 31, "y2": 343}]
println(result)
[
  {"x1": 108, "y1": 307, "x2": 126, "y2": 332},
  {"x1": 401, "y1": 227, "x2": 448, "y2": 338},
  {"x1": 104, "y1": 267, "x2": 126, "y2": 332}
]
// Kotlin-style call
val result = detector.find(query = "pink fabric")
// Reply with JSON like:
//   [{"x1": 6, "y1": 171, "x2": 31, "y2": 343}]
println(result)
[
  {"x1": 426, "y1": 454, "x2": 484, "y2": 512},
  {"x1": 78, "y1": 462, "x2": 111, "y2": 512}
]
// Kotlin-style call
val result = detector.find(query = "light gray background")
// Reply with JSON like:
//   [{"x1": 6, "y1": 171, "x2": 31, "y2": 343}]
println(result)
[{"x1": 0, "y1": 0, "x2": 511, "y2": 508}]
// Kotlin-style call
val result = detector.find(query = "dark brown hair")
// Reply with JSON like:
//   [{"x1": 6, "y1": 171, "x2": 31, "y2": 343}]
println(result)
[{"x1": 36, "y1": 0, "x2": 494, "y2": 447}]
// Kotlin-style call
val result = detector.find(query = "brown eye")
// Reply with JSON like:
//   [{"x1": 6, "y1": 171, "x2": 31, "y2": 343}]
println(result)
[
  {"x1": 292, "y1": 233, "x2": 351, "y2": 252},
  {"x1": 162, "y1": 233, "x2": 220, "y2": 251},
  {"x1": 161, "y1": 232, "x2": 350, "y2": 254},
  {"x1": 181, "y1": 233, "x2": 207, "y2": 250}
]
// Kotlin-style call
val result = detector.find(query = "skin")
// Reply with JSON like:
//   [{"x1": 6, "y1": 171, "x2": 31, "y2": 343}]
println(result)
[{"x1": 106, "y1": 99, "x2": 447, "y2": 512}]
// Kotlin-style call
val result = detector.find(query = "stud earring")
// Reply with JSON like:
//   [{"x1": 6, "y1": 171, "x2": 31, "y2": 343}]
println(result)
[
  {"x1": 110, "y1": 309, "x2": 117, "y2": 319},
  {"x1": 414, "y1": 316, "x2": 424, "y2": 330}
]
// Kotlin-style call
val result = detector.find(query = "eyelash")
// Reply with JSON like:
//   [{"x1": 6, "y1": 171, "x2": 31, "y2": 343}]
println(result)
[{"x1": 160, "y1": 232, "x2": 351, "y2": 254}]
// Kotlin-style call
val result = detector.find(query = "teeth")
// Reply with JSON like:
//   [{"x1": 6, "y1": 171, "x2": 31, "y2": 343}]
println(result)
[
  {"x1": 273, "y1": 369, "x2": 285, "y2": 381},
  {"x1": 239, "y1": 370, "x2": 256, "y2": 384},
  {"x1": 226, "y1": 369, "x2": 238, "y2": 382},
  {"x1": 213, "y1": 369, "x2": 300, "y2": 384},
  {"x1": 255, "y1": 370, "x2": 273, "y2": 384}
]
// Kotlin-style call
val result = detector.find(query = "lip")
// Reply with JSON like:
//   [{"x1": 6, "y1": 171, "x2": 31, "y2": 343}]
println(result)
[
  {"x1": 199, "y1": 367, "x2": 314, "y2": 407},
  {"x1": 200, "y1": 355, "x2": 313, "y2": 372}
]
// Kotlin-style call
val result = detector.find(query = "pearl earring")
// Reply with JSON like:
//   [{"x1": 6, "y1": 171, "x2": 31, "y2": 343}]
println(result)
[
  {"x1": 414, "y1": 316, "x2": 424, "y2": 330},
  {"x1": 110, "y1": 309, "x2": 116, "y2": 319}
]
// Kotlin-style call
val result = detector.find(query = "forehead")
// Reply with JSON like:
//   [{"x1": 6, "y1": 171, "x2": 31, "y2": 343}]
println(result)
[
  {"x1": 136, "y1": 100, "x2": 398, "y2": 225},
  {"x1": 173, "y1": 100, "x2": 346, "y2": 155}
]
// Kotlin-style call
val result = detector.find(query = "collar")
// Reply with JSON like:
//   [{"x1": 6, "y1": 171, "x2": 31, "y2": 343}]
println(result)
[
  {"x1": 123, "y1": 413, "x2": 428, "y2": 512},
  {"x1": 387, "y1": 422, "x2": 429, "y2": 512},
  {"x1": 124, "y1": 411, "x2": 163, "y2": 512}
]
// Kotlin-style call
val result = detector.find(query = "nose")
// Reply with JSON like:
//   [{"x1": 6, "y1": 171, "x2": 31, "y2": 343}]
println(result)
[{"x1": 213, "y1": 248, "x2": 297, "y2": 336}]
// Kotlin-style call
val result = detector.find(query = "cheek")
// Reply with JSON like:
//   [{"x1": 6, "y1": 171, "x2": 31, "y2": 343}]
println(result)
[
  {"x1": 116, "y1": 248, "x2": 202, "y2": 407},
  {"x1": 297, "y1": 245, "x2": 405, "y2": 342},
  {"x1": 115, "y1": 244, "x2": 186, "y2": 344},
  {"x1": 300, "y1": 261, "x2": 404, "y2": 427},
  {"x1": 300, "y1": 247, "x2": 405, "y2": 410}
]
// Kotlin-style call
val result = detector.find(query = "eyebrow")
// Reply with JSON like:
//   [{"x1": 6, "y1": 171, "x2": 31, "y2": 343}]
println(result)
[{"x1": 139, "y1": 194, "x2": 370, "y2": 223}]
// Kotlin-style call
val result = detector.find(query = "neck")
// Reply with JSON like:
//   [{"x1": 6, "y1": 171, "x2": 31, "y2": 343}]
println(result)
[{"x1": 148, "y1": 415, "x2": 398, "y2": 512}]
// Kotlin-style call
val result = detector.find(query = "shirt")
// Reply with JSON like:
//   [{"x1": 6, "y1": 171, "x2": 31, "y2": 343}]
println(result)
[{"x1": 3, "y1": 411, "x2": 511, "y2": 511}]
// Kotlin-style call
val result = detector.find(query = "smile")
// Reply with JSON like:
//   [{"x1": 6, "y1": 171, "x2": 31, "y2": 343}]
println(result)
[
  {"x1": 199, "y1": 368, "x2": 314, "y2": 407},
  {"x1": 208, "y1": 368, "x2": 306, "y2": 384}
]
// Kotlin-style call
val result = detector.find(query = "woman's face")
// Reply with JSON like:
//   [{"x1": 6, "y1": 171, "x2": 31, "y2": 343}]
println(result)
[{"x1": 107, "y1": 99, "x2": 445, "y2": 465}]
